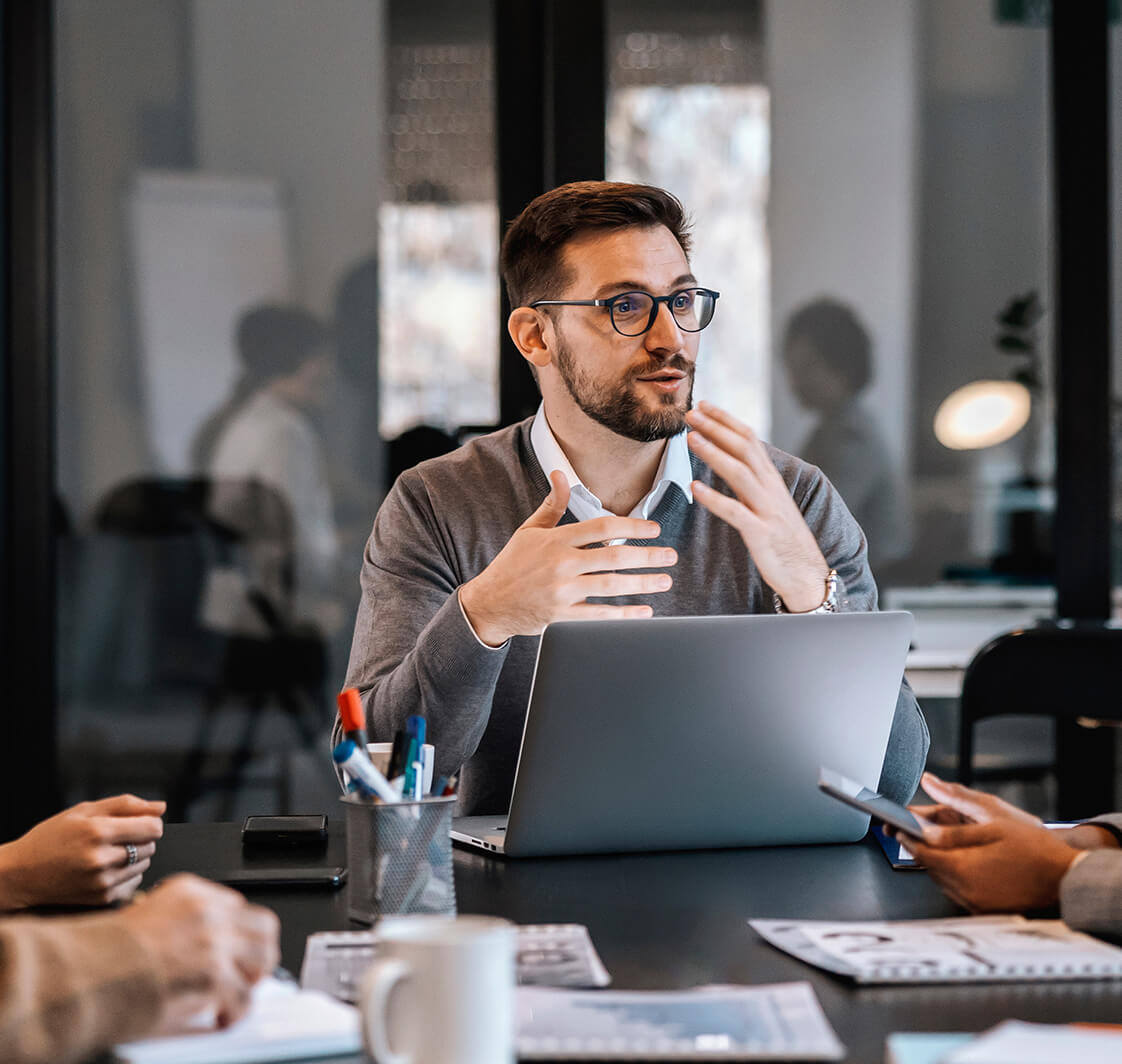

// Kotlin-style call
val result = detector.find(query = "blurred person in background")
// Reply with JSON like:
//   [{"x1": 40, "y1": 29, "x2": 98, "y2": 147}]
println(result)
[
  {"x1": 783, "y1": 297, "x2": 909, "y2": 571},
  {"x1": 192, "y1": 304, "x2": 341, "y2": 637}
]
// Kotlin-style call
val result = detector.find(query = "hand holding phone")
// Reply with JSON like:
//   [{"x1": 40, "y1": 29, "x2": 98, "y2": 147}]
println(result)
[{"x1": 818, "y1": 766, "x2": 933, "y2": 839}]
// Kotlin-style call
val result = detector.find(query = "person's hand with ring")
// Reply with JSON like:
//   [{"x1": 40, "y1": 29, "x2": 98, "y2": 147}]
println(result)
[{"x1": 0, "y1": 794, "x2": 165, "y2": 909}]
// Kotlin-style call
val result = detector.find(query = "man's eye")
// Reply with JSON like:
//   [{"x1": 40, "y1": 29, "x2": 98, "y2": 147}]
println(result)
[
  {"x1": 615, "y1": 298, "x2": 634, "y2": 314},
  {"x1": 672, "y1": 291, "x2": 695, "y2": 309}
]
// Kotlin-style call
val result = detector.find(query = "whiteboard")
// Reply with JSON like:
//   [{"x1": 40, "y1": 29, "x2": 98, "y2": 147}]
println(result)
[{"x1": 127, "y1": 170, "x2": 293, "y2": 472}]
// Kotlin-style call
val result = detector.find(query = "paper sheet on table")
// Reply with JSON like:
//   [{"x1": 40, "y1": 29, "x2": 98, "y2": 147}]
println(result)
[
  {"x1": 301, "y1": 923, "x2": 611, "y2": 1002},
  {"x1": 516, "y1": 981, "x2": 844, "y2": 1060},
  {"x1": 946, "y1": 1020, "x2": 1122, "y2": 1063},
  {"x1": 115, "y1": 976, "x2": 360, "y2": 1064},
  {"x1": 751, "y1": 916, "x2": 1122, "y2": 984}
]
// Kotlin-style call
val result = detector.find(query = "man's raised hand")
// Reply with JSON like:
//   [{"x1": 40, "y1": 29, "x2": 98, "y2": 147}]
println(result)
[
  {"x1": 459, "y1": 470, "x2": 677, "y2": 646},
  {"x1": 685, "y1": 401, "x2": 830, "y2": 613}
]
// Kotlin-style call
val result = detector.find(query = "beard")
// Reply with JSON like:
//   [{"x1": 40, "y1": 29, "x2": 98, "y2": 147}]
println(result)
[{"x1": 553, "y1": 333, "x2": 694, "y2": 443}]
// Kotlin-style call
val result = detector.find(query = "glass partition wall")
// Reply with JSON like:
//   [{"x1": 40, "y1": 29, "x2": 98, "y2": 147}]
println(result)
[
  {"x1": 48, "y1": 0, "x2": 1115, "y2": 821},
  {"x1": 54, "y1": 0, "x2": 496, "y2": 820}
]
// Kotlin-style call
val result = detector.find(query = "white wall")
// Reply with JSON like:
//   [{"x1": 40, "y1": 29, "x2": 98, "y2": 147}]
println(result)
[
  {"x1": 766, "y1": 0, "x2": 920, "y2": 475},
  {"x1": 191, "y1": 0, "x2": 386, "y2": 316}
]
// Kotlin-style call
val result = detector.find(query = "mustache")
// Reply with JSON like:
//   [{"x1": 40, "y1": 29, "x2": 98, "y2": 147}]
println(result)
[{"x1": 630, "y1": 354, "x2": 695, "y2": 380}]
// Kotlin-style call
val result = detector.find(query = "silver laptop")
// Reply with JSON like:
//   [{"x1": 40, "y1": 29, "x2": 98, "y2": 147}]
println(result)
[{"x1": 452, "y1": 611, "x2": 914, "y2": 857}]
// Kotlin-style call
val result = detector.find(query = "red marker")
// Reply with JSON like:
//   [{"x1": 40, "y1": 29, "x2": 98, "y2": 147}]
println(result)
[{"x1": 337, "y1": 688, "x2": 368, "y2": 752}]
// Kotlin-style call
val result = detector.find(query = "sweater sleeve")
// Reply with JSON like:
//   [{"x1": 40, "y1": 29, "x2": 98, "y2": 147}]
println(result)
[
  {"x1": 1060, "y1": 849, "x2": 1122, "y2": 937},
  {"x1": 788, "y1": 457, "x2": 930, "y2": 804},
  {"x1": 0, "y1": 912, "x2": 165, "y2": 1064},
  {"x1": 343, "y1": 472, "x2": 512, "y2": 780}
]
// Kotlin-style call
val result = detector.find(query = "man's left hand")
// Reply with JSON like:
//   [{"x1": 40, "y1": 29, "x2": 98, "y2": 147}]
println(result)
[{"x1": 686, "y1": 401, "x2": 830, "y2": 612}]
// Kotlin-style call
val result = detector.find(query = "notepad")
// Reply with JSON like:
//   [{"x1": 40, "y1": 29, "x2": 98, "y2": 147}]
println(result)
[
  {"x1": 750, "y1": 915, "x2": 1122, "y2": 984},
  {"x1": 115, "y1": 976, "x2": 361, "y2": 1064},
  {"x1": 515, "y1": 982, "x2": 844, "y2": 1060}
]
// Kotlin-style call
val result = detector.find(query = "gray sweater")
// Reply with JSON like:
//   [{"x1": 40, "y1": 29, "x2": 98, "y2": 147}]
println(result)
[
  {"x1": 1061, "y1": 813, "x2": 1122, "y2": 937},
  {"x1": 344, "y1": 417, "x2": 929, "y2": 814}
]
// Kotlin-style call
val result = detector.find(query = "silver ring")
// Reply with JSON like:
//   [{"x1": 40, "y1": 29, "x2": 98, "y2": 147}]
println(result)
[{"x1": 125, "y1": 843, "x2": 138, "y2": 866}]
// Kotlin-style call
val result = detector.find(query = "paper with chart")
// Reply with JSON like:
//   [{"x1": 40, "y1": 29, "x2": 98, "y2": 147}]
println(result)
[
  {"x1": 516, "y1": 982, "x2": 844, "y2": 1060},
  {"x1": 301, "y1": 923, "x2": 610, "y2": 1002},
  {"x1": 751, "y1": 915, "x2": 1122, "y2": 984}
]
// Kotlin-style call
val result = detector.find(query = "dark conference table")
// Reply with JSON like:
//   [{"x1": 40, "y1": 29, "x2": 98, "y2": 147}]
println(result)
[{"x1": 148, "y1": 821, "x2": 1122, "y2": 1063}]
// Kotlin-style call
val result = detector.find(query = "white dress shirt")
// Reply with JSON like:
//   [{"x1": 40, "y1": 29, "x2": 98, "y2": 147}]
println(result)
[
  {"x1": 458, "y1": 405, "x2": 695, "y2": 647},
  {"x1": 529, "y1": 403, "x2": 694, "y2": 534}
]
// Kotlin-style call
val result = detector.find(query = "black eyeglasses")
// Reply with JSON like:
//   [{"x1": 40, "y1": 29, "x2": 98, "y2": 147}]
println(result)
[{"x1": 530, "y1": 287, "x2": 720, "y2": 337}]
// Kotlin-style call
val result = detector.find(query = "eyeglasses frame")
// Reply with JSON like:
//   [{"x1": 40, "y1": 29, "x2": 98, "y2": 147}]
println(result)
[{"x1": 529, "y1": 287, "x2": 721, "y2": 337}]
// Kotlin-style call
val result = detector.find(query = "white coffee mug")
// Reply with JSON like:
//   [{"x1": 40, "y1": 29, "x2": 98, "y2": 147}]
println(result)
[{"x1": 360, "y1": 915, "x2": 516, "y2": 1064}]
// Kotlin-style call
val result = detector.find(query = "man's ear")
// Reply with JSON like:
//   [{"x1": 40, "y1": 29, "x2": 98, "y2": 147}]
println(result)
[{"x1": 508, "y1": 307, "x2": 552, "y2": 371}]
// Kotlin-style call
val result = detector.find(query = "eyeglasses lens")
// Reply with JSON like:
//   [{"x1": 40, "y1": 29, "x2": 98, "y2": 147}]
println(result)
[
  {"x1": 671, "y1": 289, "x2": 715, "y2": 332},
  {"x1": 609, "y1": 293, "x2": 654, "y2": 336},
  {"x1": 609, "y1": 290, "x2": 715, "y2": 336}
]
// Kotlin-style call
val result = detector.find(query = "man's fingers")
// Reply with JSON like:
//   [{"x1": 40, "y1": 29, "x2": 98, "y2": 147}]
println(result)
[
  {"x1": 686, "y1": 404, "x2": 774, "y2": 482},
  {"x1": 687, "y1": 432, "x2": 766, "y2": 506},
  {"x1": 564, "y1": 603, "x2": 655, "y2": 621},
  {"x1": 98, "y1": 815, "x2": 165, "y2": 845},
  {"x1": 232, "y1": 906, "x2": 282, "y2": 983},
  {"x1": 520, "y1": 470, "x2": 571, "y2": 530},
  {"x1": 691, "y1": 480, "x2": 764, "y2": 541},
  {"x1": 575, "y1": 544, "x2": 676, "y2": 573},
  {"x1": 693, "y1": 399, "x2": 755, "y2": 438},
  {"x1": 577, "y1": 572, "x2": 673, "y2": 598},
  {"x1": 565, "y1": 516, "x2": 661, "y2": 546},
  {"x1": 213, "y1": 973, "x2": 255, "y2": 1030},
  {"x1": 90, "y1": 794, "x2": 167, "y2": 818}
]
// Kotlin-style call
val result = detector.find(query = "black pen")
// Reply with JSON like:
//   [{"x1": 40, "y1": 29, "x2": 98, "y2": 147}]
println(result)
[{"x1": 387, "y1": 728, "x2": 408, "y2": 781}]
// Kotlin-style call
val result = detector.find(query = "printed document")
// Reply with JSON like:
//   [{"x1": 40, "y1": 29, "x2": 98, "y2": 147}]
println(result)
[
  {"x1": 750, "y1": 915, "x2": 1122, "y2": 984},
  {"x1": 516, "y1": 981, "x2": 843, "y2": 1060}
]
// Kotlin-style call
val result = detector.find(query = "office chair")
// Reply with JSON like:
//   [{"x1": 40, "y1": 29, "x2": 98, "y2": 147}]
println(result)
[
  {"x1": 958, "y1": 620, "x2": 1122, "y2": 820},
  {"x1": 92, "y1": 476, "x2": 328, "y2": 820}
]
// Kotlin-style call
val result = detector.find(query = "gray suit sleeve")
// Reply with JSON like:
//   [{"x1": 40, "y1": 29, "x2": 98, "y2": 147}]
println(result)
[
  {"x1": 1060, "y1": 848, "x2": 1122, "y2": 937},
  {"x1": 342, "y1": 473, "x2": 509, "y2": 779},
  {"x1": 790, "y1": 458, "x2": 930, "y2": 804}
]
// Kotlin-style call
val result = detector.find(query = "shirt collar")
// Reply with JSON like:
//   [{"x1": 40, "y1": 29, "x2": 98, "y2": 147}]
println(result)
[{"x1": 529, "y1": 404, "x2": 694, "y2": 518}]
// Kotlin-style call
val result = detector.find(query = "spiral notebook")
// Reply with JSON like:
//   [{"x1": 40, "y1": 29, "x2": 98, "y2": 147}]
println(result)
[{"x1": 750, "y1": 915, "x2": 1122, "y2": 985}]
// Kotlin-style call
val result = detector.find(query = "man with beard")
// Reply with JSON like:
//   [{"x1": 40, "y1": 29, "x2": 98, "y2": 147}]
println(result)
[{"x1": 342, "y1": 181, "x2": 928, "y2": 814}]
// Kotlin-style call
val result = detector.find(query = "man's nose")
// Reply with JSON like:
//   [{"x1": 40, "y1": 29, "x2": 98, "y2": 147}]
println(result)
[{"x1": 644, "y1": 300, "x2": 688, "y2": 354}]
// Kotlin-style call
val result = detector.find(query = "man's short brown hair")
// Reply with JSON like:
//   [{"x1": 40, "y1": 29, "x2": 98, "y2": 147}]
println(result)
[{"x1": 500, "y1": 181, "x2": 692, "y2": 309}]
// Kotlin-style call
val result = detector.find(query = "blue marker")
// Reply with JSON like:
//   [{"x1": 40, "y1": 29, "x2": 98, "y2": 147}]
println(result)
[
  {"x1": 402, "y1": 716, "x2": 426, "y2": 799},
  {"x1": 333, "y1": 740, "x2": 400, "y2": 803}
]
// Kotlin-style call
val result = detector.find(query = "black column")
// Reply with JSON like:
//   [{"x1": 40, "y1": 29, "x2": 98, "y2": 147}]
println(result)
[
  {"x1": 1050, "y1": 2, "x2": 1114, "y2": 817},
  {"x1": 494, "y1": 0, "x2": 606, "y2": 427},
  {"x1": 1, "y1": 0, "x2": 59, "y2": 838}
]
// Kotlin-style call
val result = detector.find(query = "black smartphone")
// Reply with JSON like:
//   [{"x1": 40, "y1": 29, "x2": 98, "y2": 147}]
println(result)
[
  {"x1": 215, "y1": 866, "x2": 347, "y2": 889},
  {"x1": 241, "y1": 814, "x2": 328, "y2": 849},
  {"x1": 818, "y1": 766, "x2": 932, "y2": 839}
]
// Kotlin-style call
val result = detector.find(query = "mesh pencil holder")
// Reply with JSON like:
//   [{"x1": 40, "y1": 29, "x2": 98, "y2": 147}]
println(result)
[{"x1": 342, "y1": 793, "x2": 457, "y2": 924}]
